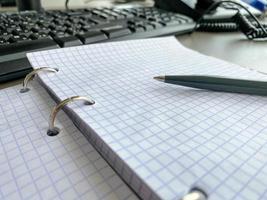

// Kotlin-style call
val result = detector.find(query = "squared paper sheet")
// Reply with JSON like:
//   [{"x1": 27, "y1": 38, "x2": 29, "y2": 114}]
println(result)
[
  {"x1": 27, "y1": 37, "x2": 267, "y2": 200},
  {"x1": 0, "y1": 82, "x2": 138, "y2": 200}
]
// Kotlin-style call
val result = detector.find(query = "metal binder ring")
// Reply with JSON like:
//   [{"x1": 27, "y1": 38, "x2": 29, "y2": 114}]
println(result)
[
  {"x1": 182, "y1": 188, "x2": 207, "y2": 200},
  {"x1": 47, "y1": 96, "x2": 95, "y2": 136},
  {"x1": 20, "y1": 67, "x2": 59, "y2": 93}
]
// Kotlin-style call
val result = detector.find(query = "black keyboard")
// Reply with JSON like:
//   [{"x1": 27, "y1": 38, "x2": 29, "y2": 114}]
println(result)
[{"x1": 0, "y1": 7, "x2": 195, "y2": 83}]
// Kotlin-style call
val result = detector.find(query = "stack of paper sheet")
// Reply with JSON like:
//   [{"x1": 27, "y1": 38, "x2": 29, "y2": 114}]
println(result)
[{"x1": 27, "y1": 37, "x2": 267, "y2": 200}]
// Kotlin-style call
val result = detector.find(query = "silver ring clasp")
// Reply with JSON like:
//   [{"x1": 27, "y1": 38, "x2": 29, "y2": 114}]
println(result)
[
  {"x1": 47, "y1": 96, "x2": 95, "y2": 136},
  {"x1": 20, "y1": 67, "x2": 59, "y2": 93},
  {"x1": 182, "y1": 188, "x2": 207, "y2": 200}
]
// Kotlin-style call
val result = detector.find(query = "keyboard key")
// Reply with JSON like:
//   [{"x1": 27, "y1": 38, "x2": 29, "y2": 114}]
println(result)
[
  {"x1": 29, "y1": 33, "x2": 39, "y2": 40},
  {"x1": 67, "y1": 11, "x2": 85, "y2": 17},
  {"x1": 148, "y1": 22, "x2": 163, "y2": 29},
  {"x1": 76, "y1": 31, "x2": 107, "y2": 44},
  {"x1": 128, "y1": 25, "x2": 145, "y2": 33},
  {"x1": 7, "y1": 36, "x2": 19, "y2": 43},
  {"x1": 144, "y1": 24, "x2": 154, "y2": 31},
  {"x1": 53, "y1": 35, "x2": 82, "y2": 47},
  {"x1": 159, "y1": 20, "x2": 182, "y2": 26},
  {"x1": 101, "y1": 27, "x2": 131, "y2": 38}
]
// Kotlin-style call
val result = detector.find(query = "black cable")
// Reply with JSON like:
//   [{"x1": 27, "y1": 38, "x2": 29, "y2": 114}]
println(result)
[
  {"x1": 223, "y1": 1, "x2": 266, "y2": 35},
  {"x1": 65, "y1": 0, "x2": 69, "y2": 10},
  {"x1": 194, "y1": 0, "x2": 267, "y2": 39},
  {"x1": 193, "y1": 1, "x2": 229, "y2": 32},
  {"x1": 197, "y1": 21, "x2": 239, "y2": 32},
  {"x1": 221, "y1": 1, "x2": 266, "y2": 35},
  {"x1": 197, "y1": 19, "x2": 267, "y2": 33}
]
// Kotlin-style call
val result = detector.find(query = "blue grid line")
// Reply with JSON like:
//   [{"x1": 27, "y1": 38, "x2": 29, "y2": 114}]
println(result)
[
  {"x1": 0, "y1": 83, "x2": 138, "y2": 200},
  {"x1": 4, "y1": 89, "x2": 41, "y2": 200},
  {"x1": 26, "y1": 37, "x2": 267, "y2": 200}
]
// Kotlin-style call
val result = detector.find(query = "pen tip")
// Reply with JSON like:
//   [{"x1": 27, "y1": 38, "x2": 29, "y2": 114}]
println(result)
[{"x1": 153, "y1": 76, "x2": 165, "y2": 81}]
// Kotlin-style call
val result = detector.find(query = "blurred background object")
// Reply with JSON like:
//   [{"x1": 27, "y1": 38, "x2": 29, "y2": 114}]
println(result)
[
  {"x1": 42, "y1": 0, "x2": 154, "y2": 10},
  {"x1": 242, "y1": 0, "x2": 267, "y2": 12},
  {"x1": 0, "y1": 0, "x2": 16, "y2": 7},
  {"x1": 16, "y1": 0, "x2": 42, "y2": 11},
  {"x1": 0, "y1": 0, "x2": 154, "y2": 10}
]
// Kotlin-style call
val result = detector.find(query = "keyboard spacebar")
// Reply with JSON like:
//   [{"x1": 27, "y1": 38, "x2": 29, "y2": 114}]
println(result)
[
  {"x1": 0, "y1": 38, "x2": 58, "y2": 56},
  {"x1": 0, "y1": 38, "x2": 59, "y2": 76}
]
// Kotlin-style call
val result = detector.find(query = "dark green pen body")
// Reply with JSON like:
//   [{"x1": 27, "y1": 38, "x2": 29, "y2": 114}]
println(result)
[{"x1": 164, "y1": 76, "x2": 267, "y2": 96}]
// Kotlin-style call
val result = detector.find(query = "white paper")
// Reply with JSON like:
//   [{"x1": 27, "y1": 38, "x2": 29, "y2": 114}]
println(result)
[{"x1": 27, "y1": 37, "x2": 267, "y2": 200}]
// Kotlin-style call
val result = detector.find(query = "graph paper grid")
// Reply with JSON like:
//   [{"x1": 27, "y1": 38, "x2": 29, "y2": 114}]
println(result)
[
  {"x1": 27, "y1": 37, "x2": 267, "y2": 200},
  {"x1": 0, "y1": 82, "x2": 138, "y2": 200}
]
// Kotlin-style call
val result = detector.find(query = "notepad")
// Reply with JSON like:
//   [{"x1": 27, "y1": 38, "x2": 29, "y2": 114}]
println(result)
[
  {"x1": 0, "y1": 82, "x2": 138, "y2": 200},
  {"x1": 27, "y1": 37, "x2": 267, "y2": 200}
]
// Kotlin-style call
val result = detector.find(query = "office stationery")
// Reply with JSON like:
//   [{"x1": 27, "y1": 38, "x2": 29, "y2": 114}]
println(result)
[
  {"x1": 0, "y1": 82, "x2": 138, "y2": 200},
  {"x1": 27, "y1": 37, "x2": 267, "y2": 200},
  {"x1": 153, "y1": 75, "x2": 267, "y2": 96}
]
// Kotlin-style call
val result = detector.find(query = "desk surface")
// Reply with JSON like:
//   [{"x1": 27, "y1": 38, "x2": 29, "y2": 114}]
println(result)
[{"x1": 178, "y1": 32, "x2": 267, "y2": 74}]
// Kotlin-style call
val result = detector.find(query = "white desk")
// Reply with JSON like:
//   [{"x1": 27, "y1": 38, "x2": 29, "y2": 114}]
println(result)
[{"x1": 178, "y1": 32, "x2": 267, "y2": 74}]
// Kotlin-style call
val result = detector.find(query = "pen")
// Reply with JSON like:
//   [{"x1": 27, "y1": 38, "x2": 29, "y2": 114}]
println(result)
[{"x1": 153, "y1": 75, "x2": 267, "y2": 96}]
